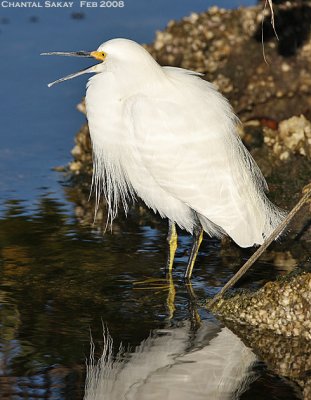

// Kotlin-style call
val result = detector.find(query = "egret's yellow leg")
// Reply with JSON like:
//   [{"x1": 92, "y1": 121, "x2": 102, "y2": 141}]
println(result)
[
  {"x1": 166, "y1": 221, "x2": 178, "y2": 272},
  {"x1": 184, "y1": 226, "x2": 204, "y2": 279},
  {"x1": 166, "y1": 271, "x2": 176, "y2": 319}
]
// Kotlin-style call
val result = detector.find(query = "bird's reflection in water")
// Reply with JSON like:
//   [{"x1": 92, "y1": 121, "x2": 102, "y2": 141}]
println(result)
[{"x1": 84, "y1": 321, "x2": 257, "y2": 400}]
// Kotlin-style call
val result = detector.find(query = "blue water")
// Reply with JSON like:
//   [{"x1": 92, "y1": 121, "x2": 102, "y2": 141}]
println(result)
[{"x1": 0, "y1": 0, "x2": 256, "y2": 213}]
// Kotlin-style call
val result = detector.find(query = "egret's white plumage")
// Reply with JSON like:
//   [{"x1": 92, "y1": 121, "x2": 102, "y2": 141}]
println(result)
[
  {"x1": 84, "y1": 38, "x2": 285, "y2": 247},
  {"x1": 43, "y1": 37, "x2": 286, "y2": 277}
]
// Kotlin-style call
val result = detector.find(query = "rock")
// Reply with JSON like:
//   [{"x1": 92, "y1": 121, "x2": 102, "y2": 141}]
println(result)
[
  {"x1": 207, "y1": 271, "x2": 311, "y2": 340},
  {"x1": 224, "y1": 320, "x2": 311, "y2": 399},
  {"x1": 144, "y1": 1, "x2": 311, "y2": 122},
  {"x1": 69, "y1": 122, "x2": 93, "y2": 175},
  {"x1": 263, "y1": 115, "x2": 311, "y2": 160}
]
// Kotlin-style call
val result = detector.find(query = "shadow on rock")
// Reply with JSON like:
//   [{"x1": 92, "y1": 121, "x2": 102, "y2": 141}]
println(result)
[{"x1": 254, "y1": 2, "x2": 311, "y2": 57}]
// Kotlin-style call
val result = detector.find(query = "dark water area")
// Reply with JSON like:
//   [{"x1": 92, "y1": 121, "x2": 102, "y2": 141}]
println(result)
[
  {"x1": 0, "y1": 1, "x2": 305, "y2": 399},
  {"x1": 0, "y1": 196, "x2": 302, "y2": 399}
]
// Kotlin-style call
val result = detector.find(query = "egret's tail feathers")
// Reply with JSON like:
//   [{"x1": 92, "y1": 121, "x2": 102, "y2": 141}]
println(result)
[
  {"x1": 227, "y1": 197, "x2": 287, "y2": 248},
  {"x1": 197, "y1": 213, "x2": 226, "y2": 239},
  {"x1": 198, "y1": 195, "x2": 287, "y2": 248},
  {"x1": 222, "y1": 118, "x2": 288, "y2": 248},
  {"x1": 261, "y1": 198, "x2": 288, "y2": 242}
]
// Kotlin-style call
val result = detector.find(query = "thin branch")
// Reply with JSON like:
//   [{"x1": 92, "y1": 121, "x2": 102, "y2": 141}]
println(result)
[
  {"x1": 262, "y1": 0, "x2": 279, "y2": 64},
  {"x1": 267, "y1": 0, "x2": 279, "y2": 40},
  {"x1": 208, "y1": 186, "x2": 311, "y2": 307}
]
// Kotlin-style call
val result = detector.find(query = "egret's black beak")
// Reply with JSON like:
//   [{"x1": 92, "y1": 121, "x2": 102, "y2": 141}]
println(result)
[
  {"x1": 41, "y1": 51, "x2": 93, "y2": 58},
  {"x1": 41, "y1": 50, "x2": 106, "y2": 87}
]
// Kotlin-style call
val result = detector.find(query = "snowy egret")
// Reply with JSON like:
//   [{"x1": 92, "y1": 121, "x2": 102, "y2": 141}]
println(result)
[{"x1": 42, "y1": 38, "x2": 286, "y2": 279}]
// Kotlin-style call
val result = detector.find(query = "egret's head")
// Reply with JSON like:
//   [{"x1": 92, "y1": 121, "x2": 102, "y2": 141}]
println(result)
[
  {"x1": 96, "y1": 38, "x2": 157, "y2": 68},
  {"x1": 41, "y1": 47, "x2": 107, "y2": 87},
  {"x1": 41, "y1": 38, "x2": 158, "y2": 87}
]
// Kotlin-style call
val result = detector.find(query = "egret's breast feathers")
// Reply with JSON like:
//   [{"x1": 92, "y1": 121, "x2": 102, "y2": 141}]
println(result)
[{"x1": 86, "y1": 72, "x2": 135, "y2": 223}]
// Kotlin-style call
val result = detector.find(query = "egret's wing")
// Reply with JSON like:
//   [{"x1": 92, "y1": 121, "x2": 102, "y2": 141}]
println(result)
[{"x1": 124, "y1": 70, "x2": 284, "y2": 246}]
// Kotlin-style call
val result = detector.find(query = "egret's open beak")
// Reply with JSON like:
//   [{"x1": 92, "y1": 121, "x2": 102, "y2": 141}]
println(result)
[{"x1": 41, "y1": 51, "x2": 106, "y2": 87}]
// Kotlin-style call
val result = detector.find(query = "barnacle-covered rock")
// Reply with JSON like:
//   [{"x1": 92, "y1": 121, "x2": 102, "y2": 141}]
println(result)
[
  {"x1": 224, "y1": 321, "x2": 311, "y2": 399},
  {"x1": 145, "y1": 2, "x2": 311, "y2": 122},
  {"x1": 263, "y1": 115, "x2": 311, "y2": 161},
  {"x1": 208, "y1": 271, "x2": 311, "y2": 340}
]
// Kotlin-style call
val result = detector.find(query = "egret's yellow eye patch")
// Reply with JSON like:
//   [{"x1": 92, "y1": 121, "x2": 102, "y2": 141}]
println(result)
[{"x1": 90, "y1": 51, "x2": 107, "y2": 61}]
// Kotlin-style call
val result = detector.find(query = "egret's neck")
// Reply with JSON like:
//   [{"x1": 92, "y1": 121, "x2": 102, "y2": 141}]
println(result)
[
  {"x1": 88, "y1": 58, "x2": 165, "y2": 97},
  {"x1": 85, "y1": 56, "x2": 166, "y2": 151}
]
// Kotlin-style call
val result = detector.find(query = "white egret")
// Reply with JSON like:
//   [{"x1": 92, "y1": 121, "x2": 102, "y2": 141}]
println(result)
[{"x1": 42, "y1": 38, "x2": 286, "y2": 278}]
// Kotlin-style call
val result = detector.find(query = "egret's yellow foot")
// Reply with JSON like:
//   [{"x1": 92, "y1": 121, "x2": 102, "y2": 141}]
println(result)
[
  {"x1": 184, "y1": 227, "x2": 204, "y2": 279},
  {"x1": 132, "y1": 273, "x2": 176, "y2": 319},
  {"x1": 133, "y1": 277, "x2": 168, "y2": 286},
  {"x1": 133, "y1": 277, "x2": 170, "y2": 290}
]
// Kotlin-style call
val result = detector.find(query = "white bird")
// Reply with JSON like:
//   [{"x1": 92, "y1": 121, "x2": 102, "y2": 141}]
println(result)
[
  {"x1": 84, "y1": 323, "x2": 257, "y2": 400},
  {"x1": 42, "y1": 38, "x2": 286, "y2": 278}
]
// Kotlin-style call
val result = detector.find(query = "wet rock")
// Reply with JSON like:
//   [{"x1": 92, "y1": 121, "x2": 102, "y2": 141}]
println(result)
[
  {"x1": 207, "y1": 271, "x2": 311, "y2": 340},
  {"x1": 263, "y1": 115, "x2": 311, "y2": 160},
  {"x1": 225, "y1": 321, "x2": 311, "y2": 399},
  {"x1": 69, "y1": 122, "x2": 92, "y2": 176}
]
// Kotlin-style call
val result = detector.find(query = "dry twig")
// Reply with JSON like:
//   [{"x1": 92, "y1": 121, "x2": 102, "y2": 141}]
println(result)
[
  {"x1": 209, "y1": 187, "x2": 311, "y2": 307},
  {"x1": 262, "y1": 0, "x2": 279, "y2": 63}
]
